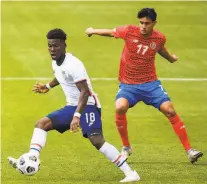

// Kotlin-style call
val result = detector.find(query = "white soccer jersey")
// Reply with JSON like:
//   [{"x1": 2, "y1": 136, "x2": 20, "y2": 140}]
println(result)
[{"x1": 52, "y1": 53, "x2": 100, "y2": 107}]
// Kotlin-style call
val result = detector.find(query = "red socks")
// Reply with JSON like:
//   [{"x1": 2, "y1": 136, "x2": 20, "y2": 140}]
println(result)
[
  {"x1": 115, "y1": 114, "x2": 130, "y2": 147},
  {"x1": 115, "y1": 113, "x2": 191, "y2": 152},
  {"x1": 168, "y1": 114, "x2": 191, "y2": 151}
]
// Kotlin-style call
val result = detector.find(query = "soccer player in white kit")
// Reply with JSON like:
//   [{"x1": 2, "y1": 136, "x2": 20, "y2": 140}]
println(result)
[{"x1": 8, "y1": 28, "x2": 140, "y2": 182}]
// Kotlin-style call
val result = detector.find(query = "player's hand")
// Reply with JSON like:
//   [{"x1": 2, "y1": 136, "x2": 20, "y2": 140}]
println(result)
[
  {"x1": 171, "y1": 54, "x2": 178, "y2": 62},
  {"x1": 70, "y1": 116, "x2": 81, "y2": 133},
  {"x1": 85, "y1": 27, "x2": 94, "y2": 37},
  {"x1": 32, "y1": 82, "x2": 49, "y2": 94}
]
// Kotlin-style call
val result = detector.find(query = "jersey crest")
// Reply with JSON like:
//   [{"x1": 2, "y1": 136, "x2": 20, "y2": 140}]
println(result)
[
  {"x1": 62, "y1": 70, "x2": 69, "y2": 82},
  {"x1": 150, "y1": 42, "x2": 156, "y2": 50}
]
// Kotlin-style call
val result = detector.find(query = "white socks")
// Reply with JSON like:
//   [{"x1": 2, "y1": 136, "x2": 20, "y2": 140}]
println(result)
[
  {"x1": 28, "y1": 130, "x2": 133, "y2": 176},
  {"x1": 29, "y1": 128, "x2": 47, "y2": 157},
  {"x1": 99, "y1": 142, "x2": 132, "y2": 175}
]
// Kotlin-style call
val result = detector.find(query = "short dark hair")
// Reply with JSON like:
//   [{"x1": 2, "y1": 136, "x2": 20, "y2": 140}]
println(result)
[
  {"x1": 47, "y1": 28, "x2": 67, "y2": 40},
  {"x1": 137, "y1": 8, "x2": 157, "y2": 21}
]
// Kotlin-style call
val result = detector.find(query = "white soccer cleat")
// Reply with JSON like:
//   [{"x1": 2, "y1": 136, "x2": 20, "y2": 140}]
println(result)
[
  {"x1": 187, "y1": 149, "x2": 203, "y2": 164},
  {"x1": 121, "y1": 146, "x2": 132, "y2": 158},
  {"x1": 8, "y1": 156, "x2": 18, "y2": 169},
  {"x1": 120, "y1": 170, "x2": 140, "y2": 183}
]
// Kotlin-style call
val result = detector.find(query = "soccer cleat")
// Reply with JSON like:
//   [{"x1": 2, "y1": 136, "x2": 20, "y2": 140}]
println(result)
[
  {"x1": 121, "y1": 146, "x2": 132, "y2": 158},
  {"x1": 120, "y1": 170, "x2": 140, "y2": 183},
  {"x1": 8, "y1": 156, "x2": 18, "y2": 169},
  {"x1": 187, "y1": 149, "x2": 203, "y2": 164}
]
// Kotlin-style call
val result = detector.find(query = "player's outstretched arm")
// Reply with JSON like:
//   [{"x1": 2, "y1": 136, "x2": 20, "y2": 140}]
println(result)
[
  {"x1": 85, "y1": 27, "x2": 114, "y2": 37},
  {"x1": 32, "y1": 77, "x2": 59, "y2": 94},
  {"x1": 158, "y1": 46, "x2": 178, "y2": 63}
]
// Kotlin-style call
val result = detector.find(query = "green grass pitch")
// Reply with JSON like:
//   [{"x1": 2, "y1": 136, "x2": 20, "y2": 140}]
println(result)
[{"x1": 1, "y1": 1, "x2": 207, "y2": 184}]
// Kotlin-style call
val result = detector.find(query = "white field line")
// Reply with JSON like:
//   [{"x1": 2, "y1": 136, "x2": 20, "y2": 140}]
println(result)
[{"x1": 1, "y1": 77, "x2": 207, "y2": 81}]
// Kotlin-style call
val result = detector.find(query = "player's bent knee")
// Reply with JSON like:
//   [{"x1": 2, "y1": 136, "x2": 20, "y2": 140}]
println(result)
[
  {"x1": 160, "y1": 102, "x2": 176, "y2": 118},
  {"x1": 116, "y1": 99, "x2": 129, "y2": 114},
  {"x1": 88, "y1": 134, "x2": 105, "y2": 150},
  {"x1": 166, "y1": 109, "x2": 176, "y2": 117},
  {"x1": 35, "y1": 117, "x2": 53, "y2": 131}
]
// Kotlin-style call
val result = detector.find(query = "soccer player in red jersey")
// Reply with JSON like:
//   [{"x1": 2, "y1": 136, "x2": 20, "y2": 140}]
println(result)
[{"x1": 85, "y1": 8, "x2": 203, "y2": 163}]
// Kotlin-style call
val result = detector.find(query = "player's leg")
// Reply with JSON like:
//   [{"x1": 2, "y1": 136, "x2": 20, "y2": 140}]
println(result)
[
  {"x1": 115, "y1": 83, "x2": 141, "y2": 157},
  {"x1": 160, "y1": 101, "x2": 191, "y2": 150},
  {"x1": 8, "y1": 106, "x2": 75, "y2": 169},
  {"x1": 8, "y1": 117, "x2": 52, "y2": 170},
  {"x1": 29, "y1": 117, "x2": 53, "y2": 157},
  {"x1": 88, "y1": 133, "x2": 140, "y2": 182},
  {"x1": 81, "y1": 105, "x2": 140, "y2": 182},
  {"x1": 160, "y1": 101, "x2": 203, "y2": 163},
  {"x1": 30, "y1": 105, "x2": 76, "y2": 154},
  {"x1": 115, "y1": 98, "x2": 132, "y2": 156},
  {"x1": 141, "y1": 80, "x2": 203, "y2": 163}
]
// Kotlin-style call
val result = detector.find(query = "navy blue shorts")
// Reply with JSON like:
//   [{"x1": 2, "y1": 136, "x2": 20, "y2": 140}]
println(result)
[
  {"x1": 116, "y1": 80, "x2": 170, "y2": 109},
  {"x1": 47, "y1": 105, "x2": 102, "y2": 138}
]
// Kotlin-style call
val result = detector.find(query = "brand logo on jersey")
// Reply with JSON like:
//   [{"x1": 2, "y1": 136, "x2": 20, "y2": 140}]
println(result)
[
  {"x1": 132, "y1": 39, "x2": 139, "y2": 43},
  {"x1": 150, "y1": 42, "x2": 156, "y2": 50}
]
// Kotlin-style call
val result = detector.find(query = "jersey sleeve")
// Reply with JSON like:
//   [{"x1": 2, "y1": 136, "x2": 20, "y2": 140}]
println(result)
[
  {"x1": 113, "y1": 25, "x2": 129, "y2": 39},
  {"x1": 159, "y1": 35, "x2": 166, "y2": 50},
  {"x1": 70, "y1": 59, "x2": 88, "y2": 83}
]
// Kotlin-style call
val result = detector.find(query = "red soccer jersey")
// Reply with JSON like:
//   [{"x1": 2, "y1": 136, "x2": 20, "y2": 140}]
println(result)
[{"x1": 113, "y1": 25, "x2": 166, "y2": 84}]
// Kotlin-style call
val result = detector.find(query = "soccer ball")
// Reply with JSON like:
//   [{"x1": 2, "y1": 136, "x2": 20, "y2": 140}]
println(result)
[{"x1": 17, "y1": 153, "x2": 40, "y2": 176}]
